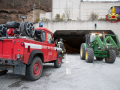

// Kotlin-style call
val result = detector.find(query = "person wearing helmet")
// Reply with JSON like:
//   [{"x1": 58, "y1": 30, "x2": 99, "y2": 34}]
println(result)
[{"x1": 57, "y1": 38, "x2": 66, "y2": 59}]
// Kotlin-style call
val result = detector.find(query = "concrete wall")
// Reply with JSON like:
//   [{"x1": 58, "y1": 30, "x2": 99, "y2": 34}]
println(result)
[
  {"x1": 51, "y1": 0, "x2": 120, "y2": 20},
  {"x1": 52, "y1": 0, "x2": 80, "y2": 20},
  {"x1": 34, "y1": 21, "x2": 120, "y2": 40},
  {"x1": 81, "y1": 1, "x2": 120, "y2": 20},
  {"x1": 39, "y1": 12, "x2": 52, "y2": 20}
]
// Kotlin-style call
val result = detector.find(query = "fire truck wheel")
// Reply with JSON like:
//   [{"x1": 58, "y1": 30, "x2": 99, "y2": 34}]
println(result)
[
  {"x1": 0, "y1": 70, "x2": 8, "y2": 76},
  {"x1": 20, "y1": 21, "x2": 35, "y2": 37},
  {"x1": 26, "y1": 57, "x2": 43, "y2": 81},
  {"x1": 20, "y1": 22, "x2": 27, "y2": 36},
  {"x1": 0, "y1": 24, "x2": 7, "y2": 37},
  {"x1": 80, "y1": 43, "x2": 85, "y2": 60},
  {"x1": 105, "y1": 50, "x2": 116, "y2": 63},
  {"x1": 54, "y1": 54, "x2": 62, "y2": 68}
]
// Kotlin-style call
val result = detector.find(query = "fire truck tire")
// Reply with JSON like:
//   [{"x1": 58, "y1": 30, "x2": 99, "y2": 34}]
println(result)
[
  {"x1": 96, "y1": 57, "x2": 104, "y2": 61},
  {"x1": 26, "y1": 57, "x2": 43, "y2": 81},
  {"x1": 0, "y1": 24, "x2": 7, "y2": 37},
  {"x1": 105, "y1": 50, "x2": 116, "y2": 63},
  {"x1": 0, "y1": 70, "x2": 8, "y2": 76},
  {"x1": 20, "y1": 21, "x2": 35, "y2": 37},
  {"x1": 20, "y1": 21, "x2": 28, "y2": 36},
  {"x1": 54, "y1": 54, "x2": 62, "y2": 68},
  {"x1": 80, "y1": 43, "x2": 85, "y2": 60},
  {"x1": 85, "y1": 48, "x2": 94, "y2": 63}
]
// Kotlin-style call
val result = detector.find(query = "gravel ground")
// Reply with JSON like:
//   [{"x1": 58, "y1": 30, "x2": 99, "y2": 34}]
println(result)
[{"x1": 0, "y1": 54, "x2": 120, "y2": 90}]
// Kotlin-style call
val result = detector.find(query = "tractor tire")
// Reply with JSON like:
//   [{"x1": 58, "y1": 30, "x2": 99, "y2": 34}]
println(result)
[
  {"x1": 26, "y1": 57, "x2": 43, "y2": 81},
  {"x1": 96, "y1": 57, "x2": 104, "y2": 61},
  {"x1": 105, "y1": 50, "x2": 116, "y2": 63},
  {"x1": 54, "y1": 54, "x2": 62, "y2": 68},
  {"x1": 80, "y1": 43, "x2": 85, "y2": 60},
  {"x1": 0, "y1": 70, "x2": 8, "y2": 76},
  {"x1": 85, "y1": 48, "x2": 94, "y2": 63}
]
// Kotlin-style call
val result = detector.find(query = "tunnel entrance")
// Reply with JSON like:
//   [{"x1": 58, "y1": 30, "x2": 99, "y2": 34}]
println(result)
[{"x1": 54, "y1": 30, "x2": 114, "y2": 53}]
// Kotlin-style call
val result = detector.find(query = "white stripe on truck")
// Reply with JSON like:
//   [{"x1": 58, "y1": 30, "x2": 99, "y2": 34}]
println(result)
[
  {"x1": 24, "y1": 43, "x2": 62, "y2": 51},
  {"x1": 25, "y1": 43, "x2": 42, "y2": 49}
]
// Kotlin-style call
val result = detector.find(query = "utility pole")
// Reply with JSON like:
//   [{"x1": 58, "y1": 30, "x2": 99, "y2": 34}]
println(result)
[
  {"x1": 33, "y1": 4, "x2": 35, "y2": 22},
  {"x1": 59, "y1": 0, "x2": 60, "y2": 15},
  {"x1": 79, "y1": 0, "x2": 81, "y2": 20},
  {"x1": 51, "y1": 0, "x2": 53, "y2": 20},
  {"x1": 13, "y1": 0, "x2": 14, "y2": 9},
  {"x1": 39, "y1": 0, "x2": 40, "y2": 6},
  {"x1": 5, "y1": 0, "x2": 6, "y2": 7}
]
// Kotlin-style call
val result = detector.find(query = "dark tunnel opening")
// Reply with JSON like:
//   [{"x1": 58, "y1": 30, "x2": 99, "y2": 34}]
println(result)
[{"x1": 53, "y1": 30, "x2": 115, "y2": 54}]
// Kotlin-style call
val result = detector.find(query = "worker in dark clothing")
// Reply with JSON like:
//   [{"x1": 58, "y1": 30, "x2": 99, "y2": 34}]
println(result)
[{"x1": 57, "y1": 38, "x2": 66, "y2": 58}]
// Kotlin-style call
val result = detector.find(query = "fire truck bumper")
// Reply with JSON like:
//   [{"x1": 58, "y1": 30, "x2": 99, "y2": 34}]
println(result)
[{"x1": 0, "y1": 59, "x2": 26, "y2": 75}]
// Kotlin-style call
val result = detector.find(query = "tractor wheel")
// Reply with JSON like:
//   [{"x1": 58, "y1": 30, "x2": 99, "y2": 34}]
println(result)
[
  {"x1": 85, "y1": 48, "x2": 94, "y2": 63},
  {"x1": 0, "y1": 70, "x2": 8, "y2": 76},
  {"x1": 54, "y1": 54, "x2": 62, "y2": 68},
  {"x1": 105, "y1": 50, "x2": 116, "y2": 63},
  {"x1": 26, "y1": 57, "x2": 43, "y2": 81},
  {"x1": 96, "y1": 57, "x2": 104, "y2": 61},
  {"x1": 80, "y1": 43, "x2": 85, "y2": 60}
]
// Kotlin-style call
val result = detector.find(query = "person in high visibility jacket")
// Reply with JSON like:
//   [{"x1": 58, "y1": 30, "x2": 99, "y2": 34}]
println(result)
[{"x1": 57, "y1": 38, "x2": 66, "y2": 58}]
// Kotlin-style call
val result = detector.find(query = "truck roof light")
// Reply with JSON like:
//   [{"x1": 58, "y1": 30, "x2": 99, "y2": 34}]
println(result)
[{"x1": 39, "y1": 22, "x2": 43, "y2": 27}]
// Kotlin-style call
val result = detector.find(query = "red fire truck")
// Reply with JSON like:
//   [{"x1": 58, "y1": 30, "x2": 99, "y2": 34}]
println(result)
[{"x1": 0, "y1": 21, "x2": 62, "y2": 81}]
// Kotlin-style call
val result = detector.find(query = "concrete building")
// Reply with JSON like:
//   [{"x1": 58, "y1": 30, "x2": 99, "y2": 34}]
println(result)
[
  {"x1": 40, "y1": 0, "x2": 120, "y2": 20},
  {"x1": 80, "y1": 1, "x2": 120, "y2": 20},
  {"x1": 39, "y1": 12, "x2": 52, "y2": 21},
  {"x1": 38, "y1": 1, "x2": 120, "y2": 51}
]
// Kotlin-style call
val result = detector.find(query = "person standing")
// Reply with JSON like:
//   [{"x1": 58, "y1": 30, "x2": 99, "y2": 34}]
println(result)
[{"x1": 57, "y1": 38, "x2": 66, "y2": 58}]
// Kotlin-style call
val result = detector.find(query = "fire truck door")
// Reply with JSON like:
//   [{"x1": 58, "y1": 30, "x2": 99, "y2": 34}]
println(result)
[{"x1": 47, "y1": 33, "x2": 56, "y2": 60}]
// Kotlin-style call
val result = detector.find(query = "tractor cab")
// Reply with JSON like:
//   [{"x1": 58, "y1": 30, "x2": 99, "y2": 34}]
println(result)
[{"x1": 85, "y1": 33, "x2": 102, "y2": 45}]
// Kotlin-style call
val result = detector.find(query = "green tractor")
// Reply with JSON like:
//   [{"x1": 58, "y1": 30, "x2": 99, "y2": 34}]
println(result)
[{"x1": 80, "y1": 33, "x2": 120, "y2": 63}]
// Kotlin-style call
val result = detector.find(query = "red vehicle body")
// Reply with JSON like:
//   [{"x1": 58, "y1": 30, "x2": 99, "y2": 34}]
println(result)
[{"x1": 0, "y1": 27, "x2": 62, "y2": 81}]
